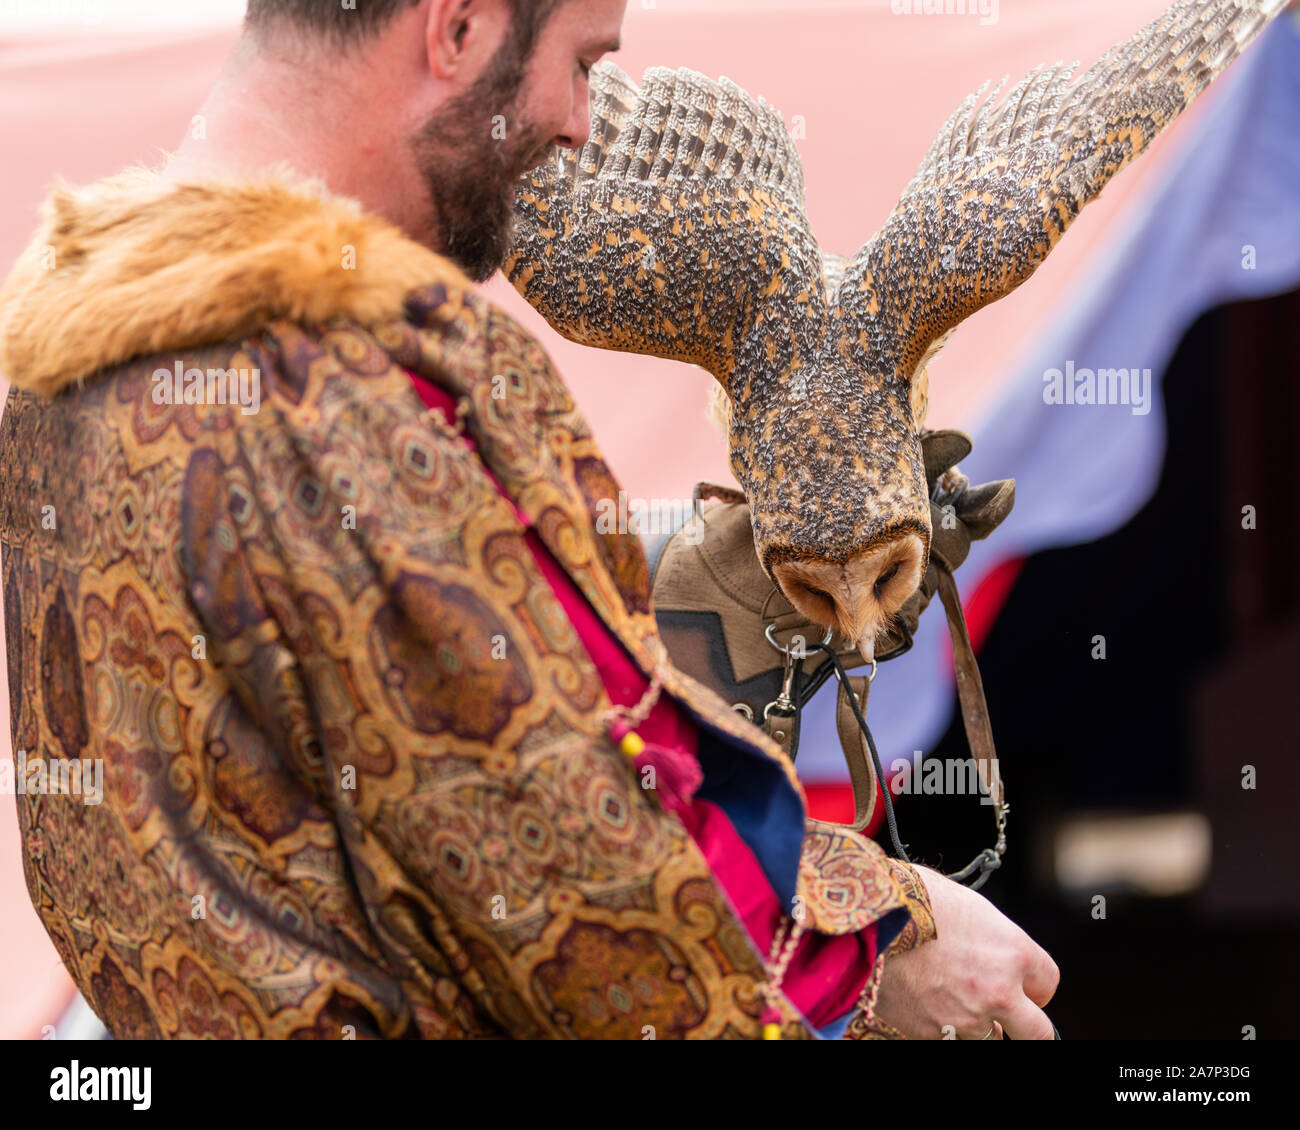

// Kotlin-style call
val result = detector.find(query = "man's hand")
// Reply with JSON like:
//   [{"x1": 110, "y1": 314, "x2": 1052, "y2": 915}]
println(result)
[{"x1": 874, "y1": 865, "x2": 1060, "y2": 1040}]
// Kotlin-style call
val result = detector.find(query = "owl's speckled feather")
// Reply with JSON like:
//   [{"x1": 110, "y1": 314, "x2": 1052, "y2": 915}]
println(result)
[
  {"x1": 507, "y1": 0, "x2": 1286, "y2": 633},
  {"x1": 836, "y1": 0, "x2": 1289, "y2": 388}
]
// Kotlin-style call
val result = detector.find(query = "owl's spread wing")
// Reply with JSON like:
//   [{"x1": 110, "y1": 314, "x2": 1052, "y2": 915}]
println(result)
[
  {"x1": 834, "y1": 0, "x2": 1289, "y2": 385},
  {"x1": 507, "y1": 63, "x2": 823, "y2": 386}
]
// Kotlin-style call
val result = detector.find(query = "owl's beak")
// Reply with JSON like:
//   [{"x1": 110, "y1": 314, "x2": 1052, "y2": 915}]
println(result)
[{"x1": 771, "y1": 530, "x2": 927, "y2": 662}]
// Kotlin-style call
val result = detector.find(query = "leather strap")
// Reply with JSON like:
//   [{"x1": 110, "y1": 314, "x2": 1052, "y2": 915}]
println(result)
[
  {"x1": 813, "y1": 558, "x2": 1009, "y2": 889},
  {"x1": 834, "y1": 675, "x2": 878, "y2": 833},
  {"x1": 763, "y1": 710, "x2": 796, "y2": 755},
  {"x1": 934, "y1": 565, "x2": 1005, "y2": 815}
]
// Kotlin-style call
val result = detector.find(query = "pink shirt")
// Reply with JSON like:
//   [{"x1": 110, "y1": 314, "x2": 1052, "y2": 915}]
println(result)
[{"x1": 408, "y1": 371, "x2": 875, "y2": 1033}]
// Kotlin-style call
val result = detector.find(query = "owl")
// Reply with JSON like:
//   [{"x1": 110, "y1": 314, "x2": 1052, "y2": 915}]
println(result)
[{"x1": 507, "y1": 0, "x2": 1288, "y2": 660}]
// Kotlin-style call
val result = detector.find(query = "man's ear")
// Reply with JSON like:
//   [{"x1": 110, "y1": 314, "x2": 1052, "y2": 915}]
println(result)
[{"x1": 426, "y1": 0, "x2": 505, "y2": 81}]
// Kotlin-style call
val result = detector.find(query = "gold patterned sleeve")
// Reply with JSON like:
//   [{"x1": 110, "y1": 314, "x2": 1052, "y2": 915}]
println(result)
[
  {"x1": 798, "y1": 817, "x2": 936, "y2": 950},
  {"x1": 839, "y1": 859, "x2": 937, "y2": 1042},
  {"x1": 882, "y1": 859, "x2": 937, "y2": 956},
  {"x1": 842, "y1": 863, "x2": 935, "y2": 1040},
  {"x1": 794, "y1": 818, "x2": 937, "y2": 1038}
]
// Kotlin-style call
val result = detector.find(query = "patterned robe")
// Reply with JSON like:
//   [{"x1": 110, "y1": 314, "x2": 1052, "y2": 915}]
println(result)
[{"x1": 0, "y1": 169, "x2": 932, "y2": 1039}]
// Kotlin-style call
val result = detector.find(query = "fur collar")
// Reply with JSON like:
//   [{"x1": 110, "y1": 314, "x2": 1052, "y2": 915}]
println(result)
[{"x1": 0, "y1": 166, "x2": 471, "y2": 398}]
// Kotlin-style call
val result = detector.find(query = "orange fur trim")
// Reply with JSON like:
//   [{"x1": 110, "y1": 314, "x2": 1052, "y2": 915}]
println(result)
[{"x1": 0, "y1": 166, "x2": 470, "y2": 397}]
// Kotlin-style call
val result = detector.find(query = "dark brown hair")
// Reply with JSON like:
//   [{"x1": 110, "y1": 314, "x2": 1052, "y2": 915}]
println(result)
[{"x1": 245, "y1": 1, "x2": 563, "y2": 54}]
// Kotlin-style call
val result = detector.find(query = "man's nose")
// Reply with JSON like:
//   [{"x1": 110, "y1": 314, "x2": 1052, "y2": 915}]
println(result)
[{"x1": 553, "y1": 90, "x2": 592, "y2": 151}]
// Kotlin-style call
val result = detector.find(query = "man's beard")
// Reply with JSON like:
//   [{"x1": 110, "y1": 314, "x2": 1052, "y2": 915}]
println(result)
[{"x1": 411, "y1": 47, "x2": 556, "y2": 282}]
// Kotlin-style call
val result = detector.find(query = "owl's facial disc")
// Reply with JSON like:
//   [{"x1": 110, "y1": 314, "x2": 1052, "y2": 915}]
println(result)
[{"x1": 771, "y1": 531, "x2": 926, "y2": 660}]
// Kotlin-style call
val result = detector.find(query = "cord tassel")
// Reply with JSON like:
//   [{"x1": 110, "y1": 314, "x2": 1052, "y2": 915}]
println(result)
[
  {"x1": 760, "y1": 1005, "x2": 783, "y2": 1040},
  {"x1": 610, "y1": 722, "x2": 703, "y2": 811}
]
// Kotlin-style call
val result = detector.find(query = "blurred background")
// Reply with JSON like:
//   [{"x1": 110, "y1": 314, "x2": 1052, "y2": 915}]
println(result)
[{"x1": 2, "y1": 0, "x2": 1298, "y2": 1039}]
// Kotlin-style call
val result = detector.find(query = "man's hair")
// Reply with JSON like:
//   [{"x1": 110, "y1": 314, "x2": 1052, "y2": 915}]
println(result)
[{"x1": 245, "y1": 1, "x2": 560, "y2": 52}]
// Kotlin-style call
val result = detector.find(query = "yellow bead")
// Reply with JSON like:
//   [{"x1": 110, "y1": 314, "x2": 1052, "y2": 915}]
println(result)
[
  {"x1": 762, "y1": 1023, "x2": 782, "y2": 1041},
  {"x1": 620, "y1": 732, "x2": 645, "y2": 758}
]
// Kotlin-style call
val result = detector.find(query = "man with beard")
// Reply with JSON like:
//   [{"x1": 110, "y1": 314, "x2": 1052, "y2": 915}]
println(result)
[{"x1": 0, "y1": 0, "x2": 1058, "y2": 1040}]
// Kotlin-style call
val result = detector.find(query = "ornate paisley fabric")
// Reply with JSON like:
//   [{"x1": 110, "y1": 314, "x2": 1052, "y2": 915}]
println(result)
[{"x1": 0, "y1": 172, "x2": 934, "y2": 1039}]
